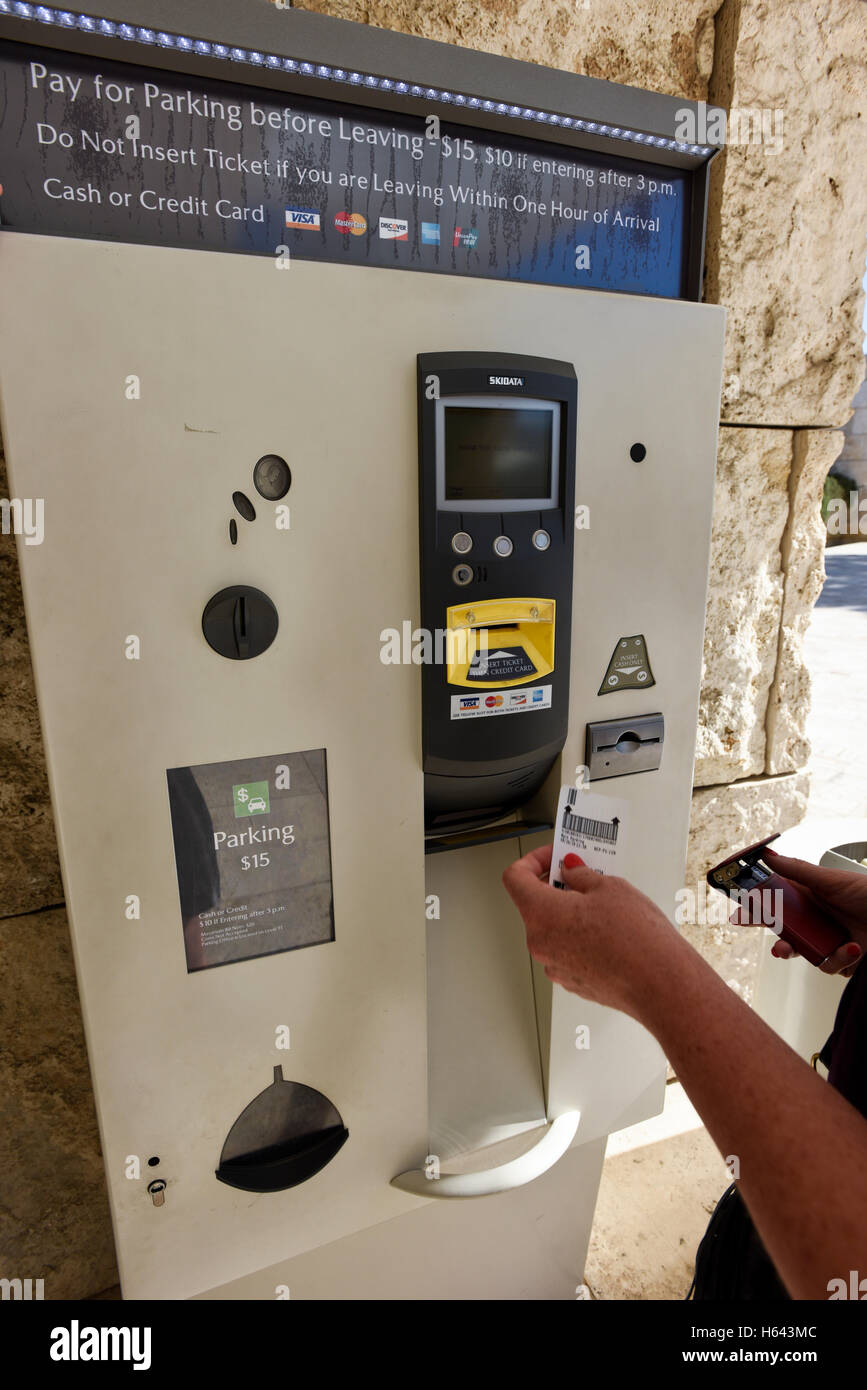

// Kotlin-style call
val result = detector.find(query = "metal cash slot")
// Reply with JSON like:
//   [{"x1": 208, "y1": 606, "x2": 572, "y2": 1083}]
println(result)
[{"x1": 585, "y1": 713, "x2": 665, "y2": 781}]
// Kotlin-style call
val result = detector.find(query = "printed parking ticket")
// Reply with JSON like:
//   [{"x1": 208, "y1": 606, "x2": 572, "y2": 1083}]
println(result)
[{"x1": 549, "y1": 786, "x2": 629, "y2": 887}]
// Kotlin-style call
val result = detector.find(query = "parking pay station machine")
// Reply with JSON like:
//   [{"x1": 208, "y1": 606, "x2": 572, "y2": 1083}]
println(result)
[{"x1": 0, "y1": 1, "x2": 725, "y2": 1299}]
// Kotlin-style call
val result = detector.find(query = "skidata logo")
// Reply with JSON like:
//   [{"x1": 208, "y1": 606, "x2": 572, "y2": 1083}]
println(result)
[
  {"x1": 50, "y1": 1320, "x2": 152, "y2": 1371},
  {"x1": 379, "y1": 217, "x2": 409, "y2": 240},
  {"x1": 421, "y1": 222, "x2": 440, "y2": 244},
  {"x1": 489, "y1": 376, "x2": 524, "y2": 387},
  {"x1": 285, "y1": 206, "x2": 320, "y2": 230}
]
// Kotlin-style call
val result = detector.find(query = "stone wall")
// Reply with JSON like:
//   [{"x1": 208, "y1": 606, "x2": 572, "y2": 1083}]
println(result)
[
  {"x1": 2, "y1": 0, "x2": 866, "y2": 1297},
  {"x1": 681, "y1": 0, "x2": 867, "y2": 985}
]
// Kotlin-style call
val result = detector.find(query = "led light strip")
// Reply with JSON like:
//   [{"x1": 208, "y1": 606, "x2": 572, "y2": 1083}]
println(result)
[{"x1": 0, "y1": 1, "x2": 717, "y2": 157}]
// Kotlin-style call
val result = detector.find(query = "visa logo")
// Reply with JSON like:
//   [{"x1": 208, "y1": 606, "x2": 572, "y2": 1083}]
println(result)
[
  {"x1": 285, "y1": 207, "x2": 321, "y2": 229},
  {"x1": 460, "y1": 697, "x2": 479, "y2": 709}
]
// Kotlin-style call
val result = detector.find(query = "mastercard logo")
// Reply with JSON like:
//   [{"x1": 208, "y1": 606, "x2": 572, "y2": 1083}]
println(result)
[
  {"x1": 485, "y1": 695, "x2": 504, "y2": 708},
  {"x1": 334, "y1": 211, "x2": 367, "y2": 236}
]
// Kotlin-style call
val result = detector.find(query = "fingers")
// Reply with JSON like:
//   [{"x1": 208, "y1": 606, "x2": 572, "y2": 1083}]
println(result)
[
  {"x1": 544, "y1": 964, "x2": 578, "y2": 991},
  {"x1": 763, "y1": 848, "x2": 842, "y2": 892},
  {"x1": 818, "y1": 940, "x2": 862, "y2": 976},
  {"x1": 502, "y1": 843, "x2": 554, "y2": 910},
  {"x1": 770, "y1": 937, "x2": 864, "y2": 974},
  {"x1": 560, "y1": 855, "x2": 601, "y2": 893},
  {"x1": 520, "y1": 843, "x2": 554, "y2": 878}
]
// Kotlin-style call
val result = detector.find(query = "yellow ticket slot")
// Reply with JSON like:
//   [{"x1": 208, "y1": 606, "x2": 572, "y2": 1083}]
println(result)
[{"x1": 445, "y1": 598, "x2": 555, "y2": 689}]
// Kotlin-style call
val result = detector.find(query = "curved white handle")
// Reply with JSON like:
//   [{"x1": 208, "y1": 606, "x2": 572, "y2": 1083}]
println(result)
[{"x1": 390, "y1": 1111, "x2": 580, "y2": 1199}]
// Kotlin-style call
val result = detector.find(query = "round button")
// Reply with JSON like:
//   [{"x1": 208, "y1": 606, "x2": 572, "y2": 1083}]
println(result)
[
  {"x1": 451, "y1": 531, "x2": 473, "y2": 555},
  {"x1": 452, "y1": 564, "x2": 473, "y2": 586},
  {"x1": 532, "y1": 529, "x2": 551, "y2": 551},
  {"x1": 493, "y1": 535, "x2": 513, "y2": 557},
  {"x1": 253, "y1": 454, "x2": 291, "y2": 500}
]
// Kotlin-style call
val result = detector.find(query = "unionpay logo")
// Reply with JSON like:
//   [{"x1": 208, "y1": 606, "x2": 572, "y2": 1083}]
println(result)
[
  {"x1": 379, "y1": 217, "x2": 409, "y2": 241},
  {"x1": 233, "y1": 782, "x2": 270, "y2": 818},
  {"x1": 334, "y1": 211, "x2": 367, "y2": 236},
  {"x1": 453, "y1": 227, "x2": 479, "y2": 248},
  {"x1": 421, "y1": 222, "x2": 440, "y2": 245},
  {"x1": 285, "y1": 207, "x2": 320, "y2": 230}
]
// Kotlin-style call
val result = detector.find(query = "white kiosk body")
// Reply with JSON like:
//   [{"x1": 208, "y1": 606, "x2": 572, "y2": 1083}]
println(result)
[{"x1": 0, "y1": 2, "x2": 724, "y2": 1299}]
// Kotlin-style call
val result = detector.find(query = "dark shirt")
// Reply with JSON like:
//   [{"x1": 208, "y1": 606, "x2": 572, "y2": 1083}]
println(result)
[
  {"x1": 820, "y1": 958, "x2": 867, "y2": 1111},
  {"x1": 692, "y1": 960, "x2": 867, "y2": 1300}
]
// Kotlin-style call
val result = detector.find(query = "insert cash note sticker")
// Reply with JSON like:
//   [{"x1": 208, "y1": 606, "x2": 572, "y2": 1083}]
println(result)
[{"x1": 549, "y1": 786, "x2": 628, "y2": 886}]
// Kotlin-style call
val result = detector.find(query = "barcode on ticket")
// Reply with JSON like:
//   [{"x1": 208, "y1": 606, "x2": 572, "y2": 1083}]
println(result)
[{"x1": 563, "y1": 787, "x2": 620, "y2": 842}]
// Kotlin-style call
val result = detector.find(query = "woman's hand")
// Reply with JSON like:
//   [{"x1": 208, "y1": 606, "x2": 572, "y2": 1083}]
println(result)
[
  {"x1": 756, "y1": 849, "x2": 867, "y2": 976},
  {"x1": 502, "y1": 843, "x2": 687, "y2": 1020}
]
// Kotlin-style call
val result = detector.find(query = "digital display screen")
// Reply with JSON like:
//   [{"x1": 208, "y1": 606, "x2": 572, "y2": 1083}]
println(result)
[{"x1": 444, "y1": 406, "x2": 554, "y2": 502}]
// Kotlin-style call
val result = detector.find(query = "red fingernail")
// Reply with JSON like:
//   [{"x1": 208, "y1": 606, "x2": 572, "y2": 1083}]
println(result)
[
  {"x1": 564, "y1": 853, "x2": 585, "y2": 868},
  {"x1": 847, "y1": 943, "x2": 860, "y2": 957}
]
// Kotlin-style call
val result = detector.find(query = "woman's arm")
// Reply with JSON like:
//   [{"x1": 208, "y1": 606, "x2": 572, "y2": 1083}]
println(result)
[{"x1": 502, "y1": 846, "x2": 867, "y2": 1300}]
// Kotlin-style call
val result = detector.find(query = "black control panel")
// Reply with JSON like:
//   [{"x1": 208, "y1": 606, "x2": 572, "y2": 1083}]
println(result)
[{"x1": 418, "y1": 352, "x2": 577, "y2": 833}]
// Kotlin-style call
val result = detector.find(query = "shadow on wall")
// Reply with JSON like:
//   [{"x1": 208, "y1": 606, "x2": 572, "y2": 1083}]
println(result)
[
  {"x1": 814, "y1": 552, "x2": 867, "y2": 614},
  {"x1": 827, "y1": 359, "x2": 867, "y2": 546}
]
